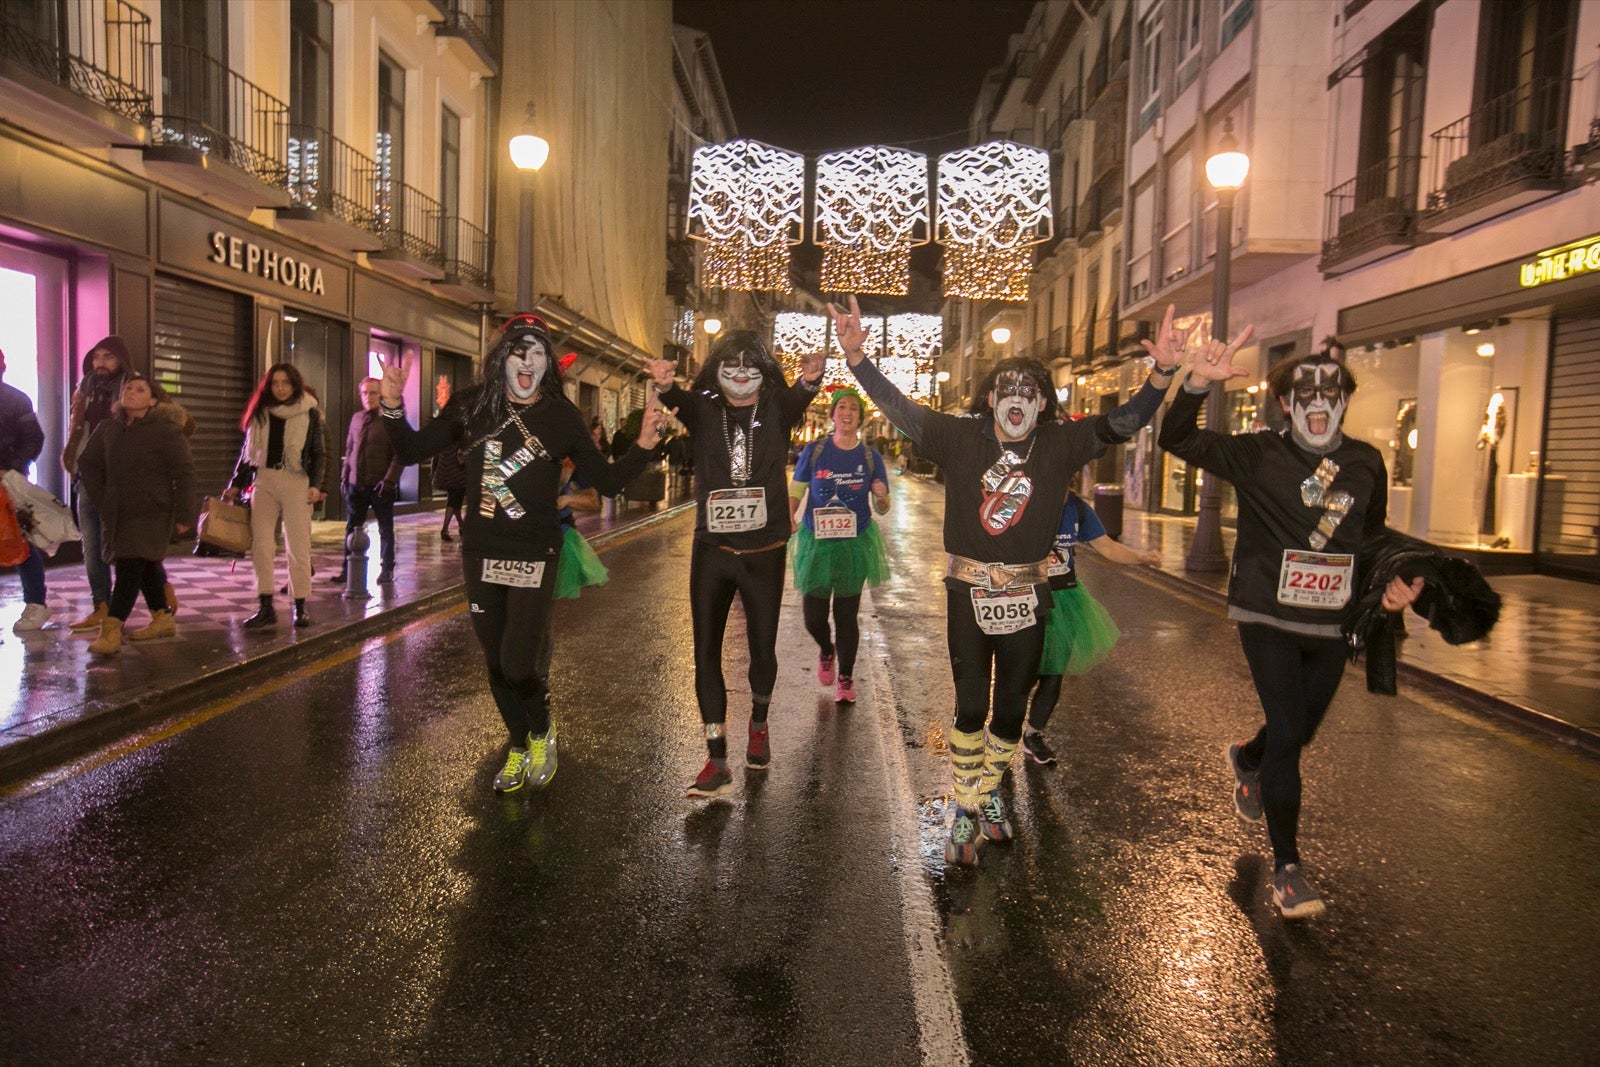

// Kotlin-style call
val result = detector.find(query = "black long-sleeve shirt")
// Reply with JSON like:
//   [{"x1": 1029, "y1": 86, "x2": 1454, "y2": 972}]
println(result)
[
  {"x1": 659, "y1": 376, "x2": 819, "y2": 549},
  {"x1": 849, "y1": 357, "x2": 1167, "y2": 567},
  {"x1": 383, "y1": 389, "x2": 651, "y2": 561},
  {"x1": 1159, "y1": 384, "x2": 1388, "y2": 635}
]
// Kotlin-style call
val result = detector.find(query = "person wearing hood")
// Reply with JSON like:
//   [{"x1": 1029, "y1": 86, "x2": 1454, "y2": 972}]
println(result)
[
  {"x1": 76, "y1": 374, "x2": 196, "y2": 654},
  {"x1": 61, "y1": 336, "x2": 130, "y2": 630},
  {"x1": 224, "y1": 362, "x2": 328, "y2": 628},
  {"x1": 645, "y1": 331, "x2": 824, "y2": 799},
  {"x1": 1159, "y1": 343, "x2": 1423, "y2": 920},
  {"x1": 1, "y1": 347, "x2": 50, "y2": 632},
  {"x1": 379, "y1": 314, "x2": 669, "y2": 794}
]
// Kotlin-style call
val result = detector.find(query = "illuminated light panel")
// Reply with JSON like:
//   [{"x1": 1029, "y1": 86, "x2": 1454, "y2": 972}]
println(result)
[
  {"x1": 815, "y1": 146, "x2": 929, "y2": 296},
  {"x1": 772, "y1": 312, "x2": 827, "y2": 358},
  {"x1": 936, "y1": 141, "x2": 1052, "y2": 300},
  {"x1": 886, "y1": 313, "x2": 943, "y2": 360},
  {"x1": 828, "y1": 315, "x2": 884, "y2": 359},
  {"x1": 690, "y1": 139, "x2": 805, "y2": 293}
]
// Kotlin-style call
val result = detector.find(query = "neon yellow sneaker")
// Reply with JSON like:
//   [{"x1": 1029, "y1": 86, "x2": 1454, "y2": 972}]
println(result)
[
  {"x1": 493, "y1": 747, "x2": 531, "y2": 793},
  {"x1": 525, "y1": 725, "x2": 559, "y2": 789}
]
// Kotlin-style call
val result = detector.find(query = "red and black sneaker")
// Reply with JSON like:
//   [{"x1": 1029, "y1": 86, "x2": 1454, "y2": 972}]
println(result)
[
  {"x1": 747, "y1": 724, "x2": 771, "y2": 769},
  {"x1": 685, "y1": 760, "x2": 734, "y2": 798}
]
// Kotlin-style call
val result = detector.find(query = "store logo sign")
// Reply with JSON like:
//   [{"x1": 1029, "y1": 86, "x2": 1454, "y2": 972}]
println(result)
[
  {"x1": 1519, "y1": 234, "x2": 1600, "y2": 289},
  {"x1": 208, "y1": 231, "x2": 326, "y2": 295}
]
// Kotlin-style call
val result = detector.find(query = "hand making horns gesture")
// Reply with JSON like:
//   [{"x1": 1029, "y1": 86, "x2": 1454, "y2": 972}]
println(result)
[
  {"x1": 1182, "y1": 322, "x2": 1257, "y2": 387},
  {"x1": 378, "y1": 347, "x2": 415, "y2": 407},
  {"x1": 826, "y1": 295, "x2": 870, "y2": 367}
]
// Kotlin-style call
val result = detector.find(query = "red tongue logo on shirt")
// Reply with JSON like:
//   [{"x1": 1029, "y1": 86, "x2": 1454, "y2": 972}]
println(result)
[{"x1": 979, "y1": 468, "x2": 1033, "y2": 534}]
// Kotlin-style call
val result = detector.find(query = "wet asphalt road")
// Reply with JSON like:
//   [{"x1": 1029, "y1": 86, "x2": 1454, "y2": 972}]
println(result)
[{"x1": 2, "y1": 476, "x2": 1598, "y2": 1066}]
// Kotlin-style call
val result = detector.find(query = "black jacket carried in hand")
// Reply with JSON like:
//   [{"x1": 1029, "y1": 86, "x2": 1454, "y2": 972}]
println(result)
[{"x1": 1342, "y1": 527, "x2": 1502, "y2": 695}]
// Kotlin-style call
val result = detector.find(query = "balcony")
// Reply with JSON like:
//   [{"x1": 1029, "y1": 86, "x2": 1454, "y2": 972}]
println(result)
[
  {"x1": 1076, "y1": 165, "x2": 1124, "y2": 247},
  {"x1": 666, "y1": 237, "x2": 696, "y2": 300},
  {"x1": 1036, "y1": 202, "x2": 1078, "y2": 257},
  {"x1": 0, "y1": 0, "x2": 152, "y2": 148},
  {"x1": 1319, "y1": 154, "x2": 1422, "y2": 274},
  {"x1": 143, "y1": 44, "x2": 289, "y2": 211},
  {"x1": 276, "y1": 126, "x2": 385, "y2": 251},
  {"x1": 368, "y1": 181, "x2": 446, "y2": 281},
  {"x1": 1419, "y1": 79, "x2": 1568, "y2": 235},
  {"x1": 427, "y1": 0, "x2": 499, "y2": 77},
  {"x1": 433, "y1": 215, "x2": 494, "y2": 303}
]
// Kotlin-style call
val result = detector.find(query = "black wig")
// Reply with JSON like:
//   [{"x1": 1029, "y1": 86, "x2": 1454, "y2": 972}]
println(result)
[
  {"x1": 466, "y1": 314, "x2": 571, "y2": 430},
  {"x1": 690, "y1": 329, "x2": 786, "y2": 402},
  {"x1": 968, "y1": 357, "x2": 1061, "y2": 425}
]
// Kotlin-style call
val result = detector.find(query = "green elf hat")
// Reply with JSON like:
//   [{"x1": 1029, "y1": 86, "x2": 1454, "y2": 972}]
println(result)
[{"x1": 828, "y1": 386, "x2": 866, "y2": 416}]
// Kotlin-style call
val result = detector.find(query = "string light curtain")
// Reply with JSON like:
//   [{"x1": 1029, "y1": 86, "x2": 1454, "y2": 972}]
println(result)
[
  {"x1": 772, "y1": 311, "x2": 828, "y2": 383},
  {"x1": 822, "y1": 313, "x2": 883, "y2": 389},
  {"x1": 886, "y1": 313, "x2": 944, "y2": 401},
  {"x1": 689, "y1": 139, "x2": 805, "y2": 293},
  {"x1": 814, "y1": 146, "x2": 930, "y2": 296},
  {"x1": 936, "y1": 141, "x2": 1052, "y2": 301}
]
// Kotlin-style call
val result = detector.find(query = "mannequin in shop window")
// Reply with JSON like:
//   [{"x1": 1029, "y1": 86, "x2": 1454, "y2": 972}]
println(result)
[{"x1": 1478, "y1": 392, "x2": 1507, "y2": 544}]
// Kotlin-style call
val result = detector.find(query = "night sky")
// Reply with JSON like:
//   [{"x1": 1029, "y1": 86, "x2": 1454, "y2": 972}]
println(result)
[{"x1": 671, "y1": 0, "x2": 1036, "y2": 155}]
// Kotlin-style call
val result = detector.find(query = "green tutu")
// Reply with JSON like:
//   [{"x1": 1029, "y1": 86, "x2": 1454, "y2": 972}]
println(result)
[
  {"x1": 790, "y1": 521, "x2": 891, "y2": 598},
  {"x1": 554, "y1": 524, "x2": 608, "y2": 600},
  {"x1": 1038, "y1": 583, "x2": 1120, "y2": 676}
]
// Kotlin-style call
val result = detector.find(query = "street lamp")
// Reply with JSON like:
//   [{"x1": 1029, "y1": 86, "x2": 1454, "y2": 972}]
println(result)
[
  {"x1": 990, "y1": 325, "x2": 1012, "y2": 345},
  {"x1": 1186, "y1": 118, "x2": 1249, "y2": 573},
  {"x1": 509, "y1": 102, "x2": 548, "y2": 311},
  {"x1": 703, "y1": 317, "x2": 722, "y2": 336}
]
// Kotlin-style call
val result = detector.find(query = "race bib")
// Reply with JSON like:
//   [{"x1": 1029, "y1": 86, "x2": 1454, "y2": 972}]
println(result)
[
  {"x1": 813, "y1": 506, "x2": 857, "y2": 541},
  {"x1": 482, "y1": 558, "x2": 546, "y2": 588},
  {"x1": 707, "y1": 487, "x2": 768, "y2": 533},
  {"x1": 1046, "y1": 550, "x2": 1073, "y2": 578},
  {"x1": 970, "y1": 587, "x2": 1040, "y2": 636},
  {"x1": 1276, "y1": 550, "x2": 1354, "y2": 609}
]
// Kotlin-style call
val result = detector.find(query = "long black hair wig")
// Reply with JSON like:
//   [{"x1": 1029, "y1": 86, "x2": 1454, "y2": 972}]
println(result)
[
  {"x1": 690, "y1": 329, "x2": 786, "y2": 403},
  {"x1": 967, "y1": 356, "x2": 1061, "y2": 425},
  {"x1": 464, "y1": 314, "x2": 572, "y2": 430}
]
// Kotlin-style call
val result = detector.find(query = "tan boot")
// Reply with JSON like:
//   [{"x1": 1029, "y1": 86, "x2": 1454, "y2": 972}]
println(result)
[
  {"x1": 127, "y1": 609, "x2": 176, "y2": 641},
  {"x1": 164, "y1": 581, "x2": 179, "y2": 615},
  {"x1": 69, "y1": 602, "x2": 108, "y2": 632},
  {"x1": 87, "y1": 617, "x2": 124, "y2": 655}
]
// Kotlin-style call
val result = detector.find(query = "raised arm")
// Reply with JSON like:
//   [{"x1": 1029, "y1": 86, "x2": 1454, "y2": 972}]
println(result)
[
  {"x1": 645, "y1": 358, "x2": 698, "y2": 434},
  {"x1": 779, "y1": 349, "x2": 824, "y2": 427},
  {"x1": 568, "y1": 385, "x2": 674, "y2": 496},
  {"x1": 378, "y1": 349, "x2": 464, "y2": 463},
  {"x1": 1156, "y1": 321, "x2": 1261, "y2": 482},
  {"x1": 1096, "y1": 303, "x2": 1212, "y2": 445},
  {"x1": 828, "y1": 296, "x2": 930, "y2": 442}
]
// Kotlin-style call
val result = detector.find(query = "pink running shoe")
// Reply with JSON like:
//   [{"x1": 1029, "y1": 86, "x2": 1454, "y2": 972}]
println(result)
[
  {"x1": 818, "y1": 653, "x2": 836, "y2": 686},
  {"x1": 835, "y1": 675, "x2": 857, "y2": 704}
]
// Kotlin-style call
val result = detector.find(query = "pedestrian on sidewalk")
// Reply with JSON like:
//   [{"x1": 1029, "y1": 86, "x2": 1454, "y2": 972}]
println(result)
[
  {"x1": 329, "y1": 377, "x2": 402, "y2": 585},
  {"x1": 61, "y1": 336, "x2": 130, "y2": 631},
  {"x1": 432, "y1": 421, "x2": 468, "y2": 542},
  {"x1": 0, "y1": 347, "x2": 51, "y2": 633},
  {"x1": 1021, "y1": 490, "x2": 1160, "y2": 767},
  {"x1": 76, "y1": 374, "x2": 196, "y2": 654},
  {"x1": 787, "y1": 387, "x2": 891, "y2": 706},
  {"x1": 645, "y1": 332, "x2": 824, "y2": 799},
  {"x1": 1160, "y1": 341, "x2": 1422, "y2": 920},
  {"x1": 224, "y1": 363, "x2": 328, "y2": 629},
  {"x1": 829, "y1": 295, "x2": 1185, "y2": 866},
  {"x1": 379, "y1": 314, "x2": 668, "y2": 794}
]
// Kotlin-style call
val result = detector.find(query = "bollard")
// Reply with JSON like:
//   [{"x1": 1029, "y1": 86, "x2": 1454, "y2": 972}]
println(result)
[{"x1": 342, "y1": 525, "x2": 371, "y2": 599}]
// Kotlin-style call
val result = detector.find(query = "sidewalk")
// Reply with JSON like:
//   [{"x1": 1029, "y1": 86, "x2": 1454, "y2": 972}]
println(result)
[
  {"x1": 1116, "y1": 509, "x2": 1600, "y2": 756},
  {"x1": 0, "y1": 488, "x2": 694, "y2": 781}
]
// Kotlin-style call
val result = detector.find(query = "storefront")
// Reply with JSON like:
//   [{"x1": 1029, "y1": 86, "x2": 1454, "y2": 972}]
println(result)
[{"x1": 1339, "y1": 233, "x2": 1600, "y2": 581}]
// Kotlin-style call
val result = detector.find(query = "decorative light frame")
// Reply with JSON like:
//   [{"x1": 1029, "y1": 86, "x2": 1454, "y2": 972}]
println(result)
[
  {"x1": 815, "y1": 146, "x2": 930, "y2": 296},
  {"x1": 689, "y1": 139, "x2": 806, "y2": 293},
  {"x1": 936, "y1": 141, "x2": 1053, "y2": 301}
]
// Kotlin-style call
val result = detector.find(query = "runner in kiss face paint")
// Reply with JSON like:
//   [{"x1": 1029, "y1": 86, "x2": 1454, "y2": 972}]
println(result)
[
  {"x1": 505, "y1": 338, "x2": 548, "y2": 402},
  {"x1": 378, "y1": 314, "x2": 671, "y2": 795},
  {"x1": 646, "y1": 331, "x2": 824, "y2": 798},
  {"x1": 829, "y1": 294, "x2": 1185, "y2": 865},
  {"x1": 1160, "y1": 344, "x2": 1423, "y2": 920},
  {"x1": 1283, "y1": 359, "x2": 1348, "y2": 452}
]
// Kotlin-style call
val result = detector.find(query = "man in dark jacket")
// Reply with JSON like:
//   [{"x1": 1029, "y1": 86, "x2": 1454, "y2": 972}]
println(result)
[
  {"x1": 60, "y1": 335, "x2": 132, "y2": 629},
  {"x1": 331, "y1": 377, "x2": 404, "y2": 584},
  {"x1": 0, "y1": 347, "x2": 51, "y2": 632}
]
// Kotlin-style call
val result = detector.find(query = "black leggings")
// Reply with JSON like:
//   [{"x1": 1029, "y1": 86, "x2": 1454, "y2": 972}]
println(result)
[
  {"x1": 1027, "y1": 673, "x2": 1064, "y2": 732},
  {"x1": 690, "y1": 539, "x2": 786, "y2": 725},
  {"x1": 463, "y1": 552, "x2": 559, "y2": 744},
  {"x1": 945, "y1": 583, "x2": 1047, "y2": 743},
  {"x1": 108, "y1": 558, "x2": 169, "y2": 622},
  {"x1": 443, "y1": 488, "x2": 466, "y2": 530},
  {"x1": 1236, "y1": 623, "x2": 1348, "y2": 870},
  {"x1": 802, "y1": 592, "x2": 862, "y2": 677}
]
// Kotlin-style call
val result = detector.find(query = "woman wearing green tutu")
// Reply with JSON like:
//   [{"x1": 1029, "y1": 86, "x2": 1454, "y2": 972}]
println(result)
[
  {"x1": 788, "y1": 388, "x2": 890, "y2": 703},
  {"x1": 552, "y1": 461, "x2": 607, "y2": 599},
  {"x1": 1022, "y1": 490, "x2": 1160, "y2": 765}
]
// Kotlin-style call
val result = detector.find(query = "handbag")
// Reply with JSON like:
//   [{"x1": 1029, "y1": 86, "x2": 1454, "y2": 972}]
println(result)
[
  {"x1": 196, "y1": 495, "x2": 252, "y2": 555},
  {"x1": 1, "y1": 470, "x2": 80, "y2": 555}
]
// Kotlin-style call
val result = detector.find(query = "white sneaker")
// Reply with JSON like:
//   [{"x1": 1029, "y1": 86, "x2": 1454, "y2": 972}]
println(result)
[{"x1": 12, "y1": 603, "x2": 52, "y2": 633}]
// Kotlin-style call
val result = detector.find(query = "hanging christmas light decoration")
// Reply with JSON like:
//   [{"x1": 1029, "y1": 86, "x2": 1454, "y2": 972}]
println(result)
[
  {"x1": 814, "y1": 146, "x2": 930, "y2": 296},
  {"x1": 936, "y1": 141, "x2": 1052, "y2": 301},
  {"x1": 689, "y1": 139, "x2": 805, "y2": 293},
  {"x1": 771, "y1": 311, "x2": 827, "y2": 384},
  {"x1": 884, "y1": 312, "x2": 945, "y2": 402}
]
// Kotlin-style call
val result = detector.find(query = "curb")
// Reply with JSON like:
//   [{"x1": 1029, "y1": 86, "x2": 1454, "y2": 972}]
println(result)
[
  {"x1": 0, "y1": 502, "x2": 696, "y2": 786},
  {"x1": 1139, "y1": 566, "x2": 1600, "y2": 759}
]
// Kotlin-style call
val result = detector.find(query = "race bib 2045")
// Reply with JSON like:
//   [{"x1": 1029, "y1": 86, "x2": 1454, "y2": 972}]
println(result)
[{"x1": 482, "y1": 558, "x2": 546, "y2": 588}]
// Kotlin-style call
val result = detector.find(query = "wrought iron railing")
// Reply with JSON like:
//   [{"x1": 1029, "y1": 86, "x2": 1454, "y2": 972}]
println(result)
[
  {"x1": 440, "y1": 214, "x2": 492, "y2": 290},
  {"x1": 0, "y1": 0, "x2": 152, "y2": 124},
  {"x1": 285, "y1": 124, "x2": 381, "y2": 234},
  {"x1": 151, "y1": 43, "x2": 287, "y2": 184},
  {"x1": 432, "y1": 0, "x2": 499, "y2": 64},
  {"x1": 1321, "y1": 154, "x2": 1420, "y2": 260},
  {"x1": 1426, "y1": 79, "x2": 1567, "y2": 212},
  {"x1": 377, "y1": 179, "x2": 445, "y2": 264}
]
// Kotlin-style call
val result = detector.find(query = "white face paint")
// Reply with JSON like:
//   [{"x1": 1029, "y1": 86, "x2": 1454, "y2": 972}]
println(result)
[
  {"x1": 717, "y1": 354, "x2": 763, "y2": 403},
  {"x1": 1282, "y1": 361, "x2": 1348, "y2": 452},
  {"x1": 504, "y1": 338, "x2": 548, "y2": 402},
  {"x1": 990, "y1": 373, "x2": 1044, "y2": 442}
]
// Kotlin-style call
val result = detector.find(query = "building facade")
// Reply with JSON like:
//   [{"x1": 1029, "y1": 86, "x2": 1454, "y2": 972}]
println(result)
[{"x1": 0, "y1": 0, "x2": 501, "y2": 515}]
